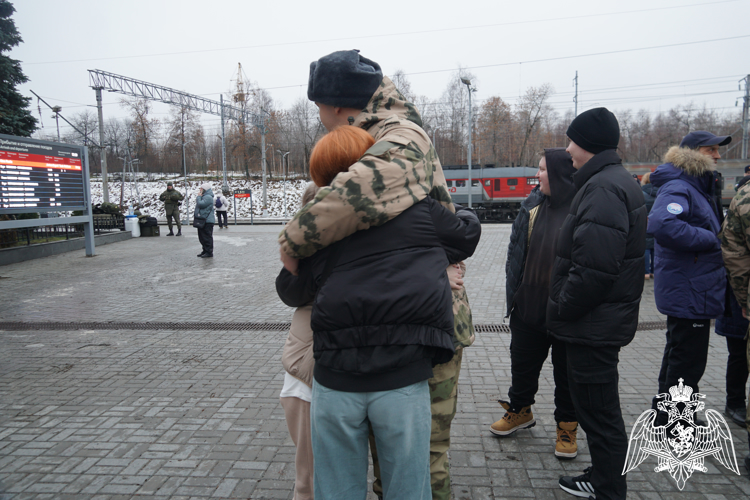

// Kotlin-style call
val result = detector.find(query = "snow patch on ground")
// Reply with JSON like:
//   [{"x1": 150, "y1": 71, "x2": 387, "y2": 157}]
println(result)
[{"x1": 89, "y1": 179, "x2": 310, "y2": 219}]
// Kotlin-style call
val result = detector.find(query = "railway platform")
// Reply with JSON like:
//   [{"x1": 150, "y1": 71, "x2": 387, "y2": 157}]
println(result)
[{"x1": 0, "y1": 224, "x2": 748, "y2": 499}]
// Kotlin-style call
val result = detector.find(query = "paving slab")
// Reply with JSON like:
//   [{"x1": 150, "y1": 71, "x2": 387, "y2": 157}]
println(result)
[{"x1": 0, "y1": 224, "x2": 747, "y2": 499}]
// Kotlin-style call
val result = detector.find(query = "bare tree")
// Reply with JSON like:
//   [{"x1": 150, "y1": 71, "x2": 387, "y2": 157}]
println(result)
[{"x1": 515, "y1": 84, "x2": 554, "y2": 166}]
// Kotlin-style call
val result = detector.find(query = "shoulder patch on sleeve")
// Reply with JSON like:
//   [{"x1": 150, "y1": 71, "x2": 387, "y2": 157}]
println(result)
[{"x1": 667, "y1": 202, "x2": 684, "y2": 215}]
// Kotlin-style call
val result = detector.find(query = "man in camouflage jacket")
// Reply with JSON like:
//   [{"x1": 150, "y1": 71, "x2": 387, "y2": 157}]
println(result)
[
  {"x1": 280, "y1": 49, "x2": 474, "y2": 500},
  {"x1": 159, "y1": 182, "x2": 184, "y2": 236},
  {"x1": 720, "y1": 182, "x2": 750, "y2": 474}
]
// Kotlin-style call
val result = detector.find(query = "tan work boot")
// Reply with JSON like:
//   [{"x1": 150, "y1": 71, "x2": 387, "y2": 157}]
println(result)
[
  {"x1": 489, "y1": 400, "x2": 535, "y2": 436},
  {"x1": 555, "y1": 421, "x2": 578, "y2": 459}
]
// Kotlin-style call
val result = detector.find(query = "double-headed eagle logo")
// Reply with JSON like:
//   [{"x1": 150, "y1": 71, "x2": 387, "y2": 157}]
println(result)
[{"x1": 623, "y1": 378, "x2": 740, "y2": 489}]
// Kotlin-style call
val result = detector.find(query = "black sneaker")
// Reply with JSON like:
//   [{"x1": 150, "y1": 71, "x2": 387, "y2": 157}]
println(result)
[
  {"x1": 197, "y1": 252, "x2": 206, "y2": 257},
  {"x1": 559, "y1": 466, "x2": 595, "y2": 498},
  {"x1": 725, "y1": 406, "x2": 747, "y2": 427},
  {"x1": 200, "y1": 253, "x2": 213, "y2": 258}
]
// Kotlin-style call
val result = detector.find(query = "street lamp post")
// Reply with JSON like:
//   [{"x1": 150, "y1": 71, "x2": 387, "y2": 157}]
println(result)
[
  {"x1": 461, "y1": 78, "x2": 476, "y2": 208},
  {"x1": 277, "y1": 150, "x2": 290, "y2": 217}
]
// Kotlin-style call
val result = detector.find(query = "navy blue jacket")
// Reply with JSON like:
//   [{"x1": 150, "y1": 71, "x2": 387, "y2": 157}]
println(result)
[
  {"x1": 715, "y1": 293, "x2": 749, "y2": 339},
  {"x1": 648, "y1": 146, "x2": 725, "y2": 319}
]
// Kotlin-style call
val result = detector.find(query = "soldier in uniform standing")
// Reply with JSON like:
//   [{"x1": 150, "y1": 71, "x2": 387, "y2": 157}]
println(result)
[
  {"x1": 159, "y1": 182, "x2": 184, "y2": 236},
  {"x1": 278, "y1": 49, "x2": 474, "y2": 500},
  {"x1": 720, "y1": 179, "x2": 750, "y2": 475}
]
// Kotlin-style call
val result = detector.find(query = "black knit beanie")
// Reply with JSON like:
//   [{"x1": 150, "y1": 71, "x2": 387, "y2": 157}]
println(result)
[
  {"x1": 566, "y1": 107, "x2": 620, "y2": 154},
  {"x1": 307, "y1": 50, "x2": 383, "y2": 110}
]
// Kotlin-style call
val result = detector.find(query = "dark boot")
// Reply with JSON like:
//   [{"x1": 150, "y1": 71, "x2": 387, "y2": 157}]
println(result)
[
  {"x1": 176, "y1": 229, "x2": 182, "y2": 236},
  {"x1": 167, "y1": 228, "x2": 174, "y2": 236}
]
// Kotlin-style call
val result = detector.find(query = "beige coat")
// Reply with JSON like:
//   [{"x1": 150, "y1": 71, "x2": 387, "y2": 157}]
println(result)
[{"x1": 281, "y1": 306, "x2": 314, "y2": 388}]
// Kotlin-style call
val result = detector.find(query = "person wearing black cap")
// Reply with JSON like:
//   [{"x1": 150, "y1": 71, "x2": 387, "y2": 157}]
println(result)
[
  {"x1": 647, "y1": 131, "x2": 730, "y2": 429},
  {"x1": 547, "y1": 107, "x2": 647, "y2": 500},
  {"x1": 279, "y1": 50, "x2": 475, "y2": 500},
  {"x1": 159, "y1": 182, "x2": 183, "y2": 236},
  {"x1": 734, "y1": 164, "x2": 750, "y2": 191}
]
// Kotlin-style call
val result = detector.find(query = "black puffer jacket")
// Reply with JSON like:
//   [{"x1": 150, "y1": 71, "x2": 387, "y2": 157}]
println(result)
[
  {"x1": 505, "y1": 188, "x2": 544, "y2": 318},
  {"x1": 276, "y1": 197, "x2": 481, "y2": 392},
  {"x1": 546, "y1": 149, "x2": 647, "y2": 346}
]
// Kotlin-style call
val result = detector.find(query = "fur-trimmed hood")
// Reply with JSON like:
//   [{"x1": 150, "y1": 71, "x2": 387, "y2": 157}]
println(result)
[
  {"x1": 663, "y1": 146, "x2": 714, "y2": 177},
  {"x1": 651, "y1": 146, "x2": 715, "y2": 194}
]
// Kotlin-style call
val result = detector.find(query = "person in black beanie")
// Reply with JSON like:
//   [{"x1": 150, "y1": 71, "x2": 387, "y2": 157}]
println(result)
[{"x1": 547, "y1": 107, "x2": 647, "y2": 500}]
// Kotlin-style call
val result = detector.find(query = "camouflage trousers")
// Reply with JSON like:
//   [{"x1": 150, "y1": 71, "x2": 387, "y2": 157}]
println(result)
[
  {"x1": 165, "y1": 208, "x2": 181, "y2": 231},
  {"x1": 371, "y1": 348, "x2": 464, "y2": 500}
]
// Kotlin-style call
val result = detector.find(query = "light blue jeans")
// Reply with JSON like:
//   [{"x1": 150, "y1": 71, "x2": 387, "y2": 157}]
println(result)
[{"x1": 311, "y1": 379, "x2": 432, "y2": 500}]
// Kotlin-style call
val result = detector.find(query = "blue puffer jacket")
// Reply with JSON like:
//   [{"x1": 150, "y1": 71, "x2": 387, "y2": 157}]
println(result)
[
  {"x1": 648, "y1": 146, "x2": 725, "y2": 319},
  {"x1": 194, "y1": 188, "x2": 216, "y2": 224}
]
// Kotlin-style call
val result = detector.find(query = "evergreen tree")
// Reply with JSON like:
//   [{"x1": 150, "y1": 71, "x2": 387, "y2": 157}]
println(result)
[{"x1": 0, "y1": 0, "x2": 36, "y2": 137}]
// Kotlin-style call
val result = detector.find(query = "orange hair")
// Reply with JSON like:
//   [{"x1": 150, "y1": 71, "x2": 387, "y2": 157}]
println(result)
[{"x1": 309, "y1": 126, "x2": 375, "y2": 187}]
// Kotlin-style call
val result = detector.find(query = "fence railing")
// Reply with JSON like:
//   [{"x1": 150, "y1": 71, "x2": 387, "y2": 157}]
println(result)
[{"x1": 0, "y1": 215, "x2": 124, "y2": 249}]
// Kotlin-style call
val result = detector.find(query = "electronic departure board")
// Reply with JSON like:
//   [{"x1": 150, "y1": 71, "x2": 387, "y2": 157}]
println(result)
[{"x1": 0, "y1": 134, "x2": 87, "y2": 213}]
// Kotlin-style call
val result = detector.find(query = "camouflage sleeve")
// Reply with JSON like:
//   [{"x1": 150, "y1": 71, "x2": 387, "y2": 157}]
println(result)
[
  {"x1": 279, "y1": 133, "x2": 453, "y2": 259},
  {"x1": 721, "y1": 189, "x2": 750, "y2": 308}
]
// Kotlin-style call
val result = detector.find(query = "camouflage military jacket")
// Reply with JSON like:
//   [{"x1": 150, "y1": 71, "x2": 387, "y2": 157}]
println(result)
[
  {"x1": 721, "y1": 183, "x2": 750, "y2": 311},
  {"x1": 159, "y1": 189, "x2": 184, "y2": 208},
  {"x1": 278, "y1": 76, "x2": 474, "y2": 347}
]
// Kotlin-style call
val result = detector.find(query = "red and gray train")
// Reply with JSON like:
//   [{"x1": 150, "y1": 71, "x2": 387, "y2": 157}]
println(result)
[{"x1": 444, "y1": 161, "x2": 749, "y2": 222}]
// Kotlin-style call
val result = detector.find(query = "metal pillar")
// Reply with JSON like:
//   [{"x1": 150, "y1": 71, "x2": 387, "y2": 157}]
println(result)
[
  {"x1": 95, "y1": 88, "x2": 109, "y2": 203},
  {"x1": 261, "y1": 115, "x2": 268, "y2": 217},
  {"x1": 82, "y1": 146, "x2": 96, "y2": 256},
  {"x1": 461, "y1": 78, "x2": 475, "y2": 208},
  {"x1": 220, "y1": 94, "x2": 228, "y2": 189}
]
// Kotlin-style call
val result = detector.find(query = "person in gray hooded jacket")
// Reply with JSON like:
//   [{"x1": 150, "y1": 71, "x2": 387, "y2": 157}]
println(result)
[{"x1": 194, "y1": 183, "x2": 215, "y2": 258}]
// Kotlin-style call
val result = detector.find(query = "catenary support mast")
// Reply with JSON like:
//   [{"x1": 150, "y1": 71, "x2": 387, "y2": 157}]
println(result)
[{"x1": 88, "y1": 70, "x2": 268, "y2": 212}]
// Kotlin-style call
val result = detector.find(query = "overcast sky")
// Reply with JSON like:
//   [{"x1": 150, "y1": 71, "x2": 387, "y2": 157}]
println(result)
[{"x1": 11, "y1": 0, "x2": 750, "y2": 136}]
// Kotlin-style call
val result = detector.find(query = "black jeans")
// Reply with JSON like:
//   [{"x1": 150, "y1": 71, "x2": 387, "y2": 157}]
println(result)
[
  {"x1": 725, "y1": 336, "x2": 749, "y2": 409},
  {"x1": 216, "y1": 211, "x2": 228, "y2": 227},
  {"x1": 197, "y1": 223, "x2": 214, "y2": 255},
  {"x1": 566, "y1": 344, "x2": 627, "y2": 500},
  {"x1": 508, "y1": 311, "x2": 576, "y2": 422},
  {"x1": 652, "y1": 316, "x2": 710, "y2": 412}
]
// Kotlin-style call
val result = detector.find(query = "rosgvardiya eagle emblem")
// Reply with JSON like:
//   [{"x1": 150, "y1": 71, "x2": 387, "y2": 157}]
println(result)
[{"x1": 623, "y1": 378, "x2": 740, "y2": 489}]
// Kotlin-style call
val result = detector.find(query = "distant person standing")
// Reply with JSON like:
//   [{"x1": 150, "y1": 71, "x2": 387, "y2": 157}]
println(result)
[
  {"x1": 194, "y1": 183, "x2": 215, "y2": 258},
  {"x1": 641, "y1": 172, "x2": 657, "y2": 280},
  {"x1": 547, "y1": 107, "x2": 646, "y2": 500},
  {"x1": 735, "y1": 165, "x2": 750, "y2": 191},
  {"x1": 159, "y1": 182, "x2": 184, "y2": 236},
  {"x1": 647, "y1": 130, "x2": 730, "y2": 424},
  {"x1": 492, "y1": 148, "x2": 578, "y2": 460},
  {"x1": 215, "y1": 190, "x2": 229, "y2": 229}
]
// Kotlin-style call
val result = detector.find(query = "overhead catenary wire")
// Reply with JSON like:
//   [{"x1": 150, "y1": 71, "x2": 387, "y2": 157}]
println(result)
[{"x1": 24, "y1": 0, "x2": 741, "y2": 66}]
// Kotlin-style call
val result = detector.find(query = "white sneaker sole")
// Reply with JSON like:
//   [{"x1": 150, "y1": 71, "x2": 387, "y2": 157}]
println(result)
[
  {"x1": 555, "y1": 449, "x2": 578, "y2": 459},
  {"x1": 489, "y1": 418, "x2": 536, "y2": 436},
  {"x1": 560, "y1": 483, "x2": 595, "y2": 498}
]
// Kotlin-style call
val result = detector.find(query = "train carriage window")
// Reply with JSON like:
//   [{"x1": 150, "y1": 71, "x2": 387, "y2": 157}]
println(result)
[
  {"x1": 446, "y1": 180, "x2": 453, "y2": 187},
  {"x1": 507, "y1": 178, "x2": 518, "y2": 185},
  {"x1": 494, "y1": 179, "x2": 500, "y2": 190},
  {"x1": 471, "y1": 180, "x2": 479, "y2": 186},
  {"x1": 527, "y1": 178, "x2": 539, "y2": 185},
  {"x1": 484, "y1": 180, "x2": 491, "y2": 186},
  {"x1": 456, "y1": 180, "x2": 466, "y2": 187}
]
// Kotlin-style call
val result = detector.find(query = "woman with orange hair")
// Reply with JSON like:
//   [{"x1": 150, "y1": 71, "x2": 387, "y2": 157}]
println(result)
[{"x1": 277, "y1": 125, "x2": 481, "y2": 500}]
